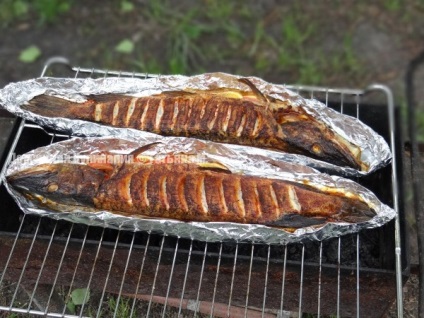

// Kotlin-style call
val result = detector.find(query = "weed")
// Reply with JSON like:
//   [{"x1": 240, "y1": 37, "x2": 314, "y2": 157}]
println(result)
[
  {"x1": 298, "y1": 60, "x2": 323, "y2": 84},
  {"x1": 248, "y1": 21, "x2": 265, "y2": 57},
  {"x1": 255, "y1": 53, "x2": 272, "y2": 74},
  {"x1": 205, "y1": 0, "x2": 245, "y2": 51},
  {"x1": 223, "y1": 24, "x2": 246, "y2": 50},
  {"x1": 34, "y1": 0, "x2": 71, "y2": 23},
  {"x1": 276, "y1": 13, "x2": 322, "y2": 84},
  {"x1": 205, "y1": 0, "x2": 235, "y2": 22},
  {"x1": 416, "y1": 110, "x2": 424, "y2": 142},
  {"x1": 0, "y1": 0, "x2": 72, "y2": 27},
  {"x1": 274, "y1": 8, "x2": 366, "y2": 85},
  {"x1": 384, "y1": 0, "x2": 401, "y2": 11},
  {"x1": 147, "y1": 0, "x2": 169, "y2": 23},
  {"x1": 0, "y1": 0, "x2": 29, "y2": 27},
  {"x1": 107, "y1": 296, "x2": 135, "y2": 318},
  {"x1": 133, "y1": 56, "x2": 164, "y2": 75},
  {"x1": 342, "y1": 35, "x2": 362, "y2": 73},
  {"x1": 321, "y1": 33, "x2": 364, "y2": 83},
  {"x1": 281, "y1": 15, "x2": 314, "y2": 49},
  {"x1": 143, "y1": 4, "x2": 211, "y2": 74}
]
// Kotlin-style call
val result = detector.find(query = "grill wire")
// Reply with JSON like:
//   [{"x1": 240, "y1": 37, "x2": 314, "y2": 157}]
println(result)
[{"x1": 0, "y1": 58, "x2": 404, "y2": 317}]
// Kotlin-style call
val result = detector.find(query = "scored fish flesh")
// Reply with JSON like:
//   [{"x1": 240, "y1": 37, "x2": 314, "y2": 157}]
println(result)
[
  {"x1": 22, "y1": 78, "x2": 363, "y2": 170},
  {"x1": 6, "y1": 152, "x2": 376, "y2": 229}
]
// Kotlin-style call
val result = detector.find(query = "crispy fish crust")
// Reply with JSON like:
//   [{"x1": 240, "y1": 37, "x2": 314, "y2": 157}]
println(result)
[
  {"x1": 7, "y1": 162, "x2": 376, "y2": 228},
  {"x1": 24, "y1": 81, "x2": 363, "y2": 170}
]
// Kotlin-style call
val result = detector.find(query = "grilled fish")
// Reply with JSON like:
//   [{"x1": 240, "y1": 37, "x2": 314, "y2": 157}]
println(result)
[
  {"x1": 23, "y1": 79, "x2": 363, "y2": 170},
  {"x1": 7, "y1": 158, "x2": 375, "y2": 228}
]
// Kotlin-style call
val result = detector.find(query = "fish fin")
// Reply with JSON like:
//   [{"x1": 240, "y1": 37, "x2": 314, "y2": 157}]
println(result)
[
  {"x1": 197, "y1": 162, "x2": 232, "y2": 174},
  {"x1": 88, "y1": 162, "x2": 114, "y2": 179},
  {"x1": 161, "y1": 90, "x2": 197, "y2": 97},
  {"x1": 266, "y1": 213, "x2": 327, "y2": 228},
  {"x1": 129, "y1": 142, "x2": 162, "y2": 158},
  {"x1": 238, "y1": 78, "x2": 270, "y2": 103},
  {"x1": 86, "y1": 94, "x2": 129, "y2": 103},
  {"x1": 23, "y1": 94, "x2": 75, "y2": 118},
  {"x1": 162, "y1": 88, "x2": 249, "y2": 100}
]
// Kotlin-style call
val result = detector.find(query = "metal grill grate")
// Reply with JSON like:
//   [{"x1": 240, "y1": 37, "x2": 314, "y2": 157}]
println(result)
[{"x1": 0, "y1": 58, "x2": 406, "y2": 317}]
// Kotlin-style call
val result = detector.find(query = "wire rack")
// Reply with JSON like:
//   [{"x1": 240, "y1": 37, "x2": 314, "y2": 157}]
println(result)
[{"x1": 0, "y1": 57, "x2": 406, "y2": 317}]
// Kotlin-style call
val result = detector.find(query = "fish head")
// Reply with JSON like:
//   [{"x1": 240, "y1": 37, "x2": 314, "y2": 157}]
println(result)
[
  {"x1": 335, "y1": 197, "x2": 377, "y2": 224},
  {"x1": 267, "y1": 195, "x2": 377, "y2": 229},
  {"x1": 271, "y1": 104, "x2": 364, "y2": 170},
  {"x1": 6, "y1": 163, "x2": 106, "y2": 210}
]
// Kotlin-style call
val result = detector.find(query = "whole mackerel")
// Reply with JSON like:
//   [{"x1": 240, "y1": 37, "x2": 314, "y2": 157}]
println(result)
[
  {"x1": 23, "y1": 79, "x2": 363, "y2": 170},
  {"x1": 7, "y1": 160, "x2": 375, "y2": 228}
]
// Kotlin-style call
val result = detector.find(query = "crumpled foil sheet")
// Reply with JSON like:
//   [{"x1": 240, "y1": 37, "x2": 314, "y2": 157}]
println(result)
[
  {"x1": 4, "y1": 136, "x2": 396, "y2": 244},
  {"x1": 0, "y1": 73, "x2": 392, "y2": 176}
]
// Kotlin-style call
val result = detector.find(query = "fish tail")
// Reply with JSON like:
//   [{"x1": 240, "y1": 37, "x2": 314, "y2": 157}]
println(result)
[{"x1": 23, "y1": 94, "x2": 77, "y2": 118}]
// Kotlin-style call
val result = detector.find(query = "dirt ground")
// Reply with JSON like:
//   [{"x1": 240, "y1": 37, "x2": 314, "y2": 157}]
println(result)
[{"x1": 0, "y1": 1, "x2": 423, "y2": 317}]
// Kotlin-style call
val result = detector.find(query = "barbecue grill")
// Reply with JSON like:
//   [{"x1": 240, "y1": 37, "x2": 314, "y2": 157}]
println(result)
[{"x1": 0, "y1": 57, "x2": 409, "y2": 317}]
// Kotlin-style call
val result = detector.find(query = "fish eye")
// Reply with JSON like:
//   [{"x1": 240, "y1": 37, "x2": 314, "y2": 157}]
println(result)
[
  {"x1": 47, "y1": 183, "x2": 58, "y2": 192},
  {"x1": 312, "y1": 143, "x2": 322, "y2": 154}
]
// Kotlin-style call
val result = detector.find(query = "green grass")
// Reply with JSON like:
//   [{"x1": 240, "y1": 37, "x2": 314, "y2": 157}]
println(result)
[
  {"x1": 0, "y1": 0, "x2": 29, "y2": 26},
  {"x1": 101, "y1": 1, "x2": 365, "y2": 85},
  {"x1": 384, "y1": 0, "x2": 402, "y2": 11},
  {"x1": 0, "y1": 0, "x2": 72, "y2": 26},
  {"x1": 276, "y1": 14, "x2": 323, "y2": 84},
  {"x1": 106, "y1": 296, "x2": 137, "y2": 318},
  {"x1": 34, "y1": 0, "x2": 72, "y2": 23},
  {"x1": 0, "y1": 1, "x2": 385, "y2": 93},
  {"x1": 276, "y1": 14, "x2": 364, "y2": 85},
  {"x1": 416, "y1": 111, "x2": 424, "y2": 143}
]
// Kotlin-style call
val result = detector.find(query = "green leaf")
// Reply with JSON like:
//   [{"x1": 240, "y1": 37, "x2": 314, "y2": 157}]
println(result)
[
  {"x1": 70, "y1": 288, "x2": 90, "y2": 306},
  {"x1": 115, "y1": 39, "x2": 134, "y2": 54},
  {"x1": 13, "y1": 0, "x2": 29, "y2": 17},
  {"x1": 66, "y1": 300, "x2": 76, "y2": 314},
  {"x1": 19, "y1": 46, "x2": 41, "y2": 63},
  {"x1": 121, "y1": 1, "x2": 134, "y2": 13}
]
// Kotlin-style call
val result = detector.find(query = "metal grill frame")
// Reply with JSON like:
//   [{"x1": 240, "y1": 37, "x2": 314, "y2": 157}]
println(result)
[{"x1": 0, "y1": 57, "x2": 404, "y2": 317}]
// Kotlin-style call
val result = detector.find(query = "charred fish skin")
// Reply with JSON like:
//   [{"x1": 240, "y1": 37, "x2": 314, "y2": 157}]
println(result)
[
  {"x1": 6, "y1": 163, "x2": 105, "y2": 208},
  {"x1": 7, "y1": 161, "x2": 376, "y2": 228},
  {"x1": 272, "y1": 106, "x2": 363, "y2": 170},
  {"x1": 25, "y1": 93, "x2": 286, "y2": 150},
  {"x1": 92, "y1": 94, "x2": 286, "y2": 150},
  {"x1": 24, "y1": 83, "x2": 363, "y2": 170},
  {"x1": 80, "y1": 93, "x2": 361, "y2": 169},
  {"x1": 120, "y1": 164, "x2": 373, "y2": 225}
]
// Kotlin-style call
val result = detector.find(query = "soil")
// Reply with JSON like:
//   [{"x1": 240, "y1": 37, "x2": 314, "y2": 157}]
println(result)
[{"x1": 0, "y1": 1, "x2": 423, "y2": 317}]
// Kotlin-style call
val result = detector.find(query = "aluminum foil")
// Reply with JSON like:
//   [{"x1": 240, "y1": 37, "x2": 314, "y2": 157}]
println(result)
[
  {"x1": 0, "y1": 73, "x2": 391, "y2": 176},
  {"x1": 4, "y1": 136, "x2": 396, "y2": 244}
]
